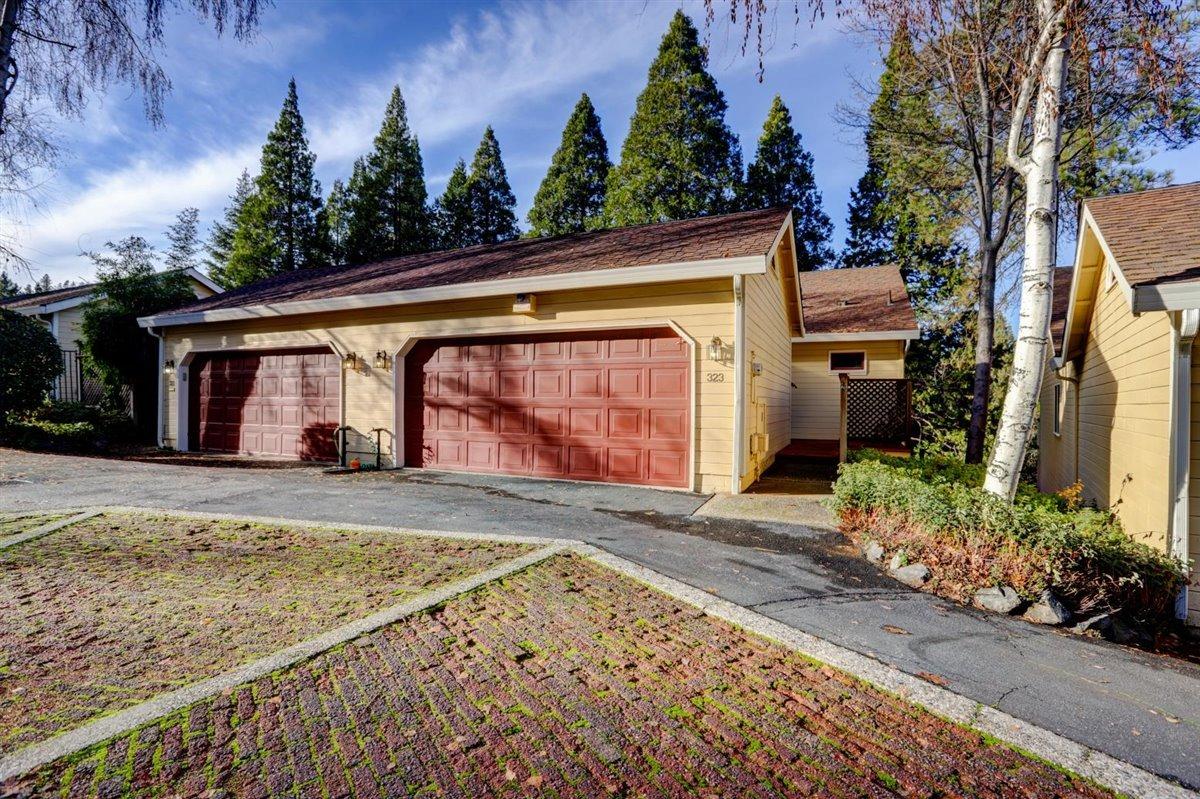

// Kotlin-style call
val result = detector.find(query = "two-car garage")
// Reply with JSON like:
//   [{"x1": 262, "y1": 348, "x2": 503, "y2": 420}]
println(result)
[{"x1": 185, "y1": 328, "x2": 692, "y2": 488}]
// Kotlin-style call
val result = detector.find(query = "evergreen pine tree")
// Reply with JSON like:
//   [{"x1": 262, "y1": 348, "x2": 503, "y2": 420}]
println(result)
[
  {"x1": 0, "y1": 271, "x2": 19, "y2": 297},
  {"x1": 344, "y1": 86, "x2": 432, "y2": 262},
  {"x1": 206, "y1": 169, "x2": 253, "y2": 284},
  {"x1": 527, "y1": 94, "x2": 610, "y2": 237},
  {"x1": 324, "y1": 179, "x2": 351, "y2": 266},
  {"x1": 227, "y1": 79, "x2": 327, "y2": 285},
  {"x1": 434, "y1": 160, "x2": 474, "y2": 250},
  {"x1": 743, "y1": 96, "x2": 833, "y2": 271},
  {"x1": 467, "y1": 127, "x2": 519, "y2": 245},
  {"x1": 839, "y1": 156, "x2": 895, "y2": 268},
  {"x1": 164, "y1": 207, "x2": 202, "y2": 272},
  {"x1": 224, "y1": 192, "x2": 280, "y2": 288},
  {"x1": 605, "y1": 10, "x2": 742, "y2": 225}
]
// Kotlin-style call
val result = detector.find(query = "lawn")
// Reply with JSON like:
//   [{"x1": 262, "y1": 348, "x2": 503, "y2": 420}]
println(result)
[
  {"x1": 0, "y1": 512, "x2": 531, "y2": 755},
  {"x1": 6, "y1": 554, "x2": 1111, "y2": 798}
]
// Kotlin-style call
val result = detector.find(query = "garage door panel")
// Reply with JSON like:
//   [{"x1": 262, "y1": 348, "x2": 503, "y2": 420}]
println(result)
[
  {"x1": 406, "y1": 330, "x2": 690, "y2": 488},
  {"x1": 190, "y1": 347, "x2": 339, "y2": 462}
]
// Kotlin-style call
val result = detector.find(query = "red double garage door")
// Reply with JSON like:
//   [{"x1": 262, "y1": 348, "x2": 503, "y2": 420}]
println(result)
[
  {"x1": 190, "y1": 348, "x2": 340, "y2": 461},
  {"x1": 405, "y1": 329, "x2": 691, "y2": 488}
]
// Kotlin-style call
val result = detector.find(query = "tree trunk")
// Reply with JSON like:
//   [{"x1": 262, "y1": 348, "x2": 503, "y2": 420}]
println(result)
[
  {"x1": 965, "y1": 243, "x2": 997, "y2": 463},
  {"x1": 984, "y1": 9, "x2": 1068, "y2": 500},
  {"x1": 0, "y1": 0, "x2": 22, "y2": 136}
]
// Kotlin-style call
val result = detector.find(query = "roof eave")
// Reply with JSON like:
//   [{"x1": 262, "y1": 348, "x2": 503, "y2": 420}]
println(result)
[
  {"x1": 138, "y1": 254, "x2": 770, "y2": 329},
  {"x1": 791, "y1": 329, "x2": 919, "y2": 343}
]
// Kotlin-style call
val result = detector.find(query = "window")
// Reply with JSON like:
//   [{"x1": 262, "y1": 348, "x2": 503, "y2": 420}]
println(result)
[
  {"x1": 829, "y1": 351, "x2": 867, "y2": 374},
  {"x1": 1052, "y1": 382, "x2": 1063, "y2": 436}
]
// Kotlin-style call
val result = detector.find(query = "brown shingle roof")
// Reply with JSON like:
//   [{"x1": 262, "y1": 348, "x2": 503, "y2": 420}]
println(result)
[
  {"x1": 165, "y1": 208, "x2": 791, "y2": 317},
  {"x1": 798, "y1": 265, "x2": 917, "y2": 335},
  {"x1": 0, "y1": 283, "x2": 96, "y2": 311},
  {"x1": 1085, "y1": 181, "x2": 1200, "y2": 287},
  {"x1": 1050, "y1": 266, "x2": 1072, "y2": 355}
]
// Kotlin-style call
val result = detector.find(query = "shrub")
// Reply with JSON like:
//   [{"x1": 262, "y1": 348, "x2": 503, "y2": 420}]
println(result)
[
  {"x1": 0, "y1": 401, "x2": 138, "y2": 453},
  {"x1": 0, "y1": 308, "x2": 62, "y2": 421},
  {"x1": 832, "y1": 452, "x2": 1188, "y2": 623}
]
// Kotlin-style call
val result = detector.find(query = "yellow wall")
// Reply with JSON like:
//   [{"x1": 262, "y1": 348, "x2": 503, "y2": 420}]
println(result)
[
  {"x1": 1037, "y1": 364, "x2": 1079, "y2": 494},
  {"x1": 1187, "y1": 339, "x2": 1200, "y2": 622},
  {"x1": 789, "y1": 340, "x2": 907, "y2": 440},
  {"x1": 161, "y1": 279, "x2": 737, "y2": 492},
  {"x1": 741, "y1": 259, "x2": 795, "y2": 487},
  {"x1": 53, "y1": 305, "x2": 87, "y2": 349},
  {"x1": 1040, "y1": 258, "x2": 1172, "y2": 548}
]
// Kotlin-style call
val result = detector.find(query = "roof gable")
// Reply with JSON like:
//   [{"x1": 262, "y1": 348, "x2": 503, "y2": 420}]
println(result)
[
  {"x1": 797, "y1": 265, "x2": 918, "y2": 337},
  {"x1": 1084, "y1": 182, "x2": 1200, "y2": 289}
]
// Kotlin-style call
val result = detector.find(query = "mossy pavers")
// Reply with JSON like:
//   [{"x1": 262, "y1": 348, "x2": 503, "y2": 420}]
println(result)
[
  {"x1": 4, "y1": 554, "x2": 1129, "y2": 799},
  {"x1": 0, "y1": 509, "x2": 95, "y2": 546},
  {"x1": 0, "y1": 509, "x2": 539, "y2": 758}
]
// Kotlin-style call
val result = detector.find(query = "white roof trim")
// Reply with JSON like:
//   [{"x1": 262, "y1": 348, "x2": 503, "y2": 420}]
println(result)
[
  {"x1": 139, "y1": 254, "x2": 769, "y2": 329},
  {"x1": 791, "y1": 330, "x2": 919, "y2": 343},
  {"x1": 183, "y1": 268, "x2": 225, "y2": 294},
  {"x1": 7, "y1": 268, "x2": 222, "y2": 319}
]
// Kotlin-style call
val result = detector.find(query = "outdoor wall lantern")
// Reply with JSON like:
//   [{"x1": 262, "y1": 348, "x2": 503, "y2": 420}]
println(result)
[
  {"x1": 341, "y1": 352, "x2": 361, "y2": 371},
  {"x1": 706, "y1": 336, "x2": 724, "y2": 361},
  {"x1": 162, "y1": 359, "x2": 175, "y2": 375},
  {"x1": 373, "y1": 350, "x2": 391, "y2": 371}
]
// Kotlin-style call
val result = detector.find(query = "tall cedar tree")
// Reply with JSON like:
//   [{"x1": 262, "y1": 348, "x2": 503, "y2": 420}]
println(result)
[
  {"x1": 344, "y1": 86, "x2": 432, "y2": 262},
  {"x1": 467, "y1": 127, "x2": 519, "y2": 245},
  {"x1": 743, "y1": 96, "x2": 832, "y2": 271},
  {"x1": 605, "y1": 11, "x2": 742, "y2": 225},
  {"x1": 324, "y1": 178, "x2": 351, "y2": 265},
  {"x1": 435, "y1": 161, "x2": 474, "y2": 249},
  {"x1": 206, "y1": 170, "x2": 253, "y2": 283},
  {"x1": 226, "y1": 79, "x2": 327, "y2": 287},
  {"x1": 527, "y1": 94, "x2": 611, "y2": 236},
  {"x1": 164, "y1": 207, "x2": 202, "y2": 272},
  {"x1": 840, "y1": 157, "x2": 893, "y2": 268}
]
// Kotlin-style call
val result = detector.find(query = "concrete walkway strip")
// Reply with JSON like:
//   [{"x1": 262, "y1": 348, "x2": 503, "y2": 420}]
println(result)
[
  {"x1": 97, "y1": 504, "x2": 575, "y2": 548},
  {"x1": 0, "y1": 509, "x2": 103, "y2": 550},
  {"x1": 0, "y1": 543, "x2": 563, "y2": 782},
  {"x1": 576, "y1": 545, "x2": 1196, "y2": 799}
]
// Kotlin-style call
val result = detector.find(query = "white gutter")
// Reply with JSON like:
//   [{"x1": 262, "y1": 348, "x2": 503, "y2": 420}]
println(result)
[
  {"x1": 138, "y1": 255, "x2": 769, "y2": 329},
  {"x1": 1134, "y1": 280, "x2": 1200, "y2": 313},
  {"x1": 731, "y1": 275, "x2": 747, "y2": 494},
  {"x1": 147, "y1": 327, "x2": 166, "y2": 448},
  {"x1": 791, "y1": 330, "x2": 919, "y2": 343},
  {"x1": 1168, "y1": 308, "x2": 1199, "y2": 619}
]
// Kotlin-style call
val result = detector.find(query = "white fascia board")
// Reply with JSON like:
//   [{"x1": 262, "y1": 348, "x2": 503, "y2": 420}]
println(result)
[
  {"x1": 12, "y1": 292, "x2": 96, "y2": 316},
  {"x1": 138, "y1": 255, "x2": 768, "y2": 329},
  {"x1": 184, "y1": 268, "x2": 225, "y2": 294},
  {"x1": 1132, "y1": 279, "x2": 1200, "y2": 313},
  {"x1": 791, "y1": 330, "x2": 920, "y2": 343}
]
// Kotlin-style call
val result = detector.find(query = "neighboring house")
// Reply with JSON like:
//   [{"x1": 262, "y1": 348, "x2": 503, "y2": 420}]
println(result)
[
  {"x1": 1039, "y1": 181, "x2": 1200, "y2": 623},
  {"x1": 1, "y1": 269, "x2": 223, "y2": 403},
  {"x1": 138, "y1": 208, "x2": 916, "y2": 493}
]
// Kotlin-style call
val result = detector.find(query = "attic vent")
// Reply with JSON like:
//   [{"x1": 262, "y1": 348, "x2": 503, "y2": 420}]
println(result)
[
  {"x1": 839, "y1": 298, "x2": 861, "y2": 307},
  {"x1": 887, "y1": 289, "x2": 897, "y2": 305}
]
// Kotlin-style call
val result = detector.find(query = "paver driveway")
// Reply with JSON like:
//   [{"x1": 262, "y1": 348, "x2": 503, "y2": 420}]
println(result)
[
  {"x1": 5, "y1": 554, "x2": 1111, "y2": 799},
  {"x1": 0, "y1": 511, "x2": 528, "y2": 754}
]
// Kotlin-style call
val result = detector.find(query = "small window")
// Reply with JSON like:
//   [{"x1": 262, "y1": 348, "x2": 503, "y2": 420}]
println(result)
[
  {"x1": 1052, "y1": 382, "x2": 1063, "y2": 436},
  {"x1": 829, "y1": 351, "x2": 867, "y2": 374}
]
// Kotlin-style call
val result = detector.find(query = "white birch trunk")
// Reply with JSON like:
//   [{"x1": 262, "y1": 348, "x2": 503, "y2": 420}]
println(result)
[{"x1": 983, "y1": 0, "x2": 1069, "y2": 500}]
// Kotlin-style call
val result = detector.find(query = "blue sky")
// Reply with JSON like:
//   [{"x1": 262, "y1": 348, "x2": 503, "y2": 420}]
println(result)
[{"x1": 9, "y1": 0, "x2": 1200, "y2": 286}]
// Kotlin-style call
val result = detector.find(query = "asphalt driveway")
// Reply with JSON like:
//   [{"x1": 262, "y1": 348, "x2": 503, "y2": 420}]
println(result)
[{"x1": 2, "y1": 448, "x2": 1199, "y2": 789}]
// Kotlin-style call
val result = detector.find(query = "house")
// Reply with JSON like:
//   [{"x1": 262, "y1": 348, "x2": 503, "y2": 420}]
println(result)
[
  {"x1": 1039, "y1": 181, "x2": 1200, "y2": 623},
  {"x1": 138, "y1": 208, "x2": 916, "y2": 493},
  {"x1": 1, "y1": 269, "x2": 223, "y2": 403}
]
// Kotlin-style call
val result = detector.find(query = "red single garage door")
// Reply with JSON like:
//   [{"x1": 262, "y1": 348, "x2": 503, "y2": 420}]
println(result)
[
  {"x1": 405, "y1": 329, "x2": 691, "y2": 487},
  {"x1": 190, "y1": 348, "x2": 340, "y2": 461}
]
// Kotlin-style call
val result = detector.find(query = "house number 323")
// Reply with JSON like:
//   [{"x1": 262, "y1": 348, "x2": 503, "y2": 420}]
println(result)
[{"x1": 705, "y1": 372, "x2": 725, "y2": 383}]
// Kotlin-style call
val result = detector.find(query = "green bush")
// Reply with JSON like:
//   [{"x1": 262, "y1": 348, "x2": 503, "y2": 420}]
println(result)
[
  {"x1": 0, "y1": 308, "x2": 62, "y2": 420},
  {"x1": 832, "y1": 452, "x2": 1188, "y2": 622},
  {"x1": 1, "y1": 401, "x2": 138, "y2": 453}
]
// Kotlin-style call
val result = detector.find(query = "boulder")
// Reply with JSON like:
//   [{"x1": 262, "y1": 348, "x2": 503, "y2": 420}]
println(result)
[
  {"x1": 891, "y1": 563, "x2": 931, "y2": 588},
  {"x1": 863, "y1": 541, "x2": 885, "y2": 564},
  {"x1": 1023, "y1": 590, "x2": 1071, "y2": 625},
  {"x1": 973, "y1": 585, "x2": 1020, "y2": 614},
  {"x1": 1070, "y1": 612, "x2": 1114, "y2": 639},
  {"x1": 888, "y1": 550, "x2": 908, "y2": 571},
  {"x1": 1110, "y1": 616, "x2": 1154, "y2": 648}
]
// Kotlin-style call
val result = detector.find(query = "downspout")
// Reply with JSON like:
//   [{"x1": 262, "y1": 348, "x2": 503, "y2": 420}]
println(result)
[
  {"x1": 147, "y1": 326, "x2": 165, "y2": 448},
  {"x1": 1168, "y1": 308, "x2": 1199, "y2": 620},
  {"x1": 731, "y1": 275, "x2": 746, "y2": 494}
]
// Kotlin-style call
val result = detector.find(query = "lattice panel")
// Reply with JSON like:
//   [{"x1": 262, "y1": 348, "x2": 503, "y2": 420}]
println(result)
[{"x1": 847, "y1": 379, "x2": 910, "y2": 442}]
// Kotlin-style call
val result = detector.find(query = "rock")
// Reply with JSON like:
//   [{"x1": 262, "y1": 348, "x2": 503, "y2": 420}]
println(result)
[
  {"x1": 1022, "y1": 590, "x2": 1071, "y2": 625},
  {"x1": 888, "y1": 550, "x2": 908, "y2": 571},
  {"x1": 863, "y1": 541, "x2": 885, "y2": 564},
  {"x1": 891, "y1": 563, "x2": 931, "y2": 588},
  {"x1": 1070, "y1": 612, "x2": 1114, "y2": 639},
  {"x1": 1110, "y1": 616, "x2": 1154, "y2": 648},
  {"x1": 973, "y1": 585, "x2": 1020, "y2": 614}
]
